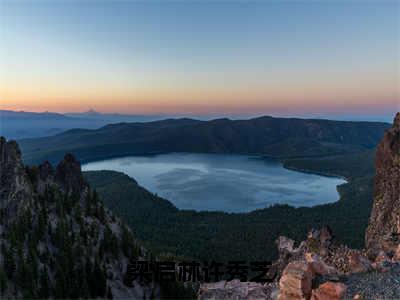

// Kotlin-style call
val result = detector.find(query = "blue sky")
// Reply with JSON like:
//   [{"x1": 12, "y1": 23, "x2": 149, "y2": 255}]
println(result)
[{"x1": 0, "y1": 1, "x2": 399, "y2": 119}]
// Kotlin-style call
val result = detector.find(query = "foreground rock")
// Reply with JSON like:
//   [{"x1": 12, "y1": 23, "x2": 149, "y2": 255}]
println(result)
[
  {"x1": 198, "y1": 280, "x2": 277, "y2": 300},
  {"x1": 278, "y1": 261, "x2": 313, "y2": 299},
  {"x1": 305, "y1": 253, "x2": 338, "y2": 276},
  {"x1": 365, "y1": 112, "x2": 400, "y2": 258},
  {"x1": 311, "y1": 282, "x2": 346, "y2": 300}
]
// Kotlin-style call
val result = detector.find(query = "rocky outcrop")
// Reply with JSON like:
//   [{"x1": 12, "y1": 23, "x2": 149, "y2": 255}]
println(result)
[
  {"x1": 310, "y1": 282, "x2": 346, "y2": 300},
  {"x1": 0, "y1": 137, "x2": 32, "y2": 219},
  {"x1": 55, "y1": 153, "x2": 85, "y2": 193},
  {"x1": 198, "y1": 224, "x2": 400, "y2": 299},
  {"x1": 278, "y1": 261, "x2": 313, "y2": 299},
  {"x1": 269, "y1": 236, "x2": 307, "y2": 280},
  {"x1": 0, "y1": 137, "x2": 156, "y2": 299},
  {"x1": 366, "y1": 112, "x2": 400, "y2": 257},
  {"x1": 38, "y1": 160, "x2": 54, "y2": 180},
  {"x1": 36, "y1": 161, "x2": 54, "y2": 194},
  {"x1": 305, "y1": 253, "x2": 338, "y2": 276}
]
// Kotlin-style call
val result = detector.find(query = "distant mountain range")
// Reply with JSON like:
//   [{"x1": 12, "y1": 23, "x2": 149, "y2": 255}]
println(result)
[
  {"x1": 0, "y1": 109, "x2": 164, "y2": 139},
  {"x1": 65, "y1": 109, "x2": 164, "y2": 122},
  {"x1": 1, "y1": 109, "x2": 395, "y2": 140},
  {"x1": 0, "y1": 110, "x2": 69, "y2": 119},
  {"x1": 19, "y1": 115, "x2": 390, "y2": 165}
]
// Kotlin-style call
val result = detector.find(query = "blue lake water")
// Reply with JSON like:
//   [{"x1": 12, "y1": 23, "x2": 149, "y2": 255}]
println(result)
[{"x1": 82, "y1": 153, "x2": 346, "y2": 213}]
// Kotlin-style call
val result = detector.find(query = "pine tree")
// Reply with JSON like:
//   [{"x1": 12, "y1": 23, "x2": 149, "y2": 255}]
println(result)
[
  {"x1": 80, "y1": 261, "x2": 90, "y2": 299},
  {"x1": 92, "y1": 190, "x2": 99, "y2": 204},
  {"x1": 0, "y1": 269, "x2": 7, "y2": 295},
  {"x1": 107, "y1": 286, "x2": 113, "y2": 299},
  {"x1": 38, "y1": 266, "x2": 50, "y2": 299},
  {"x1": 37, "y1": 203, "x2": 48, "y2": 240},
  {"x1": 17, "y1": 257, "x2": 36, "y2": 299},
  {"x1": 91, "y1": 259, "x2": 107, "y2": 297},
  {"x1": 85, "y1": 190, "x2": 92, "y2": 216},
  {"x1": 121, "y1": 224, "x2": 132, "y2": 257},
  {"x1": 98, "y1": 204, "x2": 106, "y2": 224},
  {"x1": 27, "y1": 242, "x2": 39, "y2": 284},
  {"x1": 3, "y1": 244, "x2": 16, "y2": 279},
  {"x1": 54, "y1": 266, "x2": 68, "y2": 299}
]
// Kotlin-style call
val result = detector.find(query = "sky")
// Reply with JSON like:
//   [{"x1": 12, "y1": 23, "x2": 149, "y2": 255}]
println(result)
[{"x1": 0, "y1": 1, "x2": 399, "y2": 119}]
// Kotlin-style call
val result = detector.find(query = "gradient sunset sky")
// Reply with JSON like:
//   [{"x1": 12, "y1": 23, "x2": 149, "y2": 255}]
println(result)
[{"x1": 0, "y1": 1, "x2": 399, "y2": 117}]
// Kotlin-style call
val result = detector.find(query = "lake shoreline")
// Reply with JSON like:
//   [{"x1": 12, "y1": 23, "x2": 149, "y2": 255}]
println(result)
[
  {"x1": 80, "y1": 151, "x2": 350, "y2": 182},
  {"x1": 83, "y1": 152, "x2": 346, "y2": 212},
  {"x1": 281, "y1": 163, "x2": 349, "y2": 182}
]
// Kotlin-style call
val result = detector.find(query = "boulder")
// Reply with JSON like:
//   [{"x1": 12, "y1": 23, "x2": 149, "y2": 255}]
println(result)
[
  {"x1": 305, "y1": 253, "x2": 338, "y2": 276},
  {"x1": 278, "y1": 261, "x2": 313, "y2": 300},
  {"x1": 311, "y1": 282, "x2": 346, "y2": 300}
]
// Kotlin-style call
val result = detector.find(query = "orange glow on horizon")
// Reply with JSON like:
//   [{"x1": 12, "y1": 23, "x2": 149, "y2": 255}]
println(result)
[{"x1": 1, "y1": 76, "x2": 398, "y2": 114}]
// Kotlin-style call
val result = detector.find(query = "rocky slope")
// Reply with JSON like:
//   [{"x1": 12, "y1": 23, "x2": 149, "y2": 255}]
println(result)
[
  {"x1": 198, "y1": 113, "x2": 400, "y2": 300},
  {"x1": 198, "y1": 226, "x2": 400, "y2": 299},
  {"x1": 365, "y1": 112, "x2": 400, "y2": 257},
  {"x1": 0, "y1": 137, "x2": 157, "y2": 298}
]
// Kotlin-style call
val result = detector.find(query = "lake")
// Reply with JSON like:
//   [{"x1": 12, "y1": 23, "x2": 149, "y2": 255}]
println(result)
[{"x1": 82, "y1": 153, "x2": 346, "y2": 213}]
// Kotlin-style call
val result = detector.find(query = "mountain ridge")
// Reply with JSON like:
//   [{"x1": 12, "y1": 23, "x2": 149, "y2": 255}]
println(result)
[{"x1": 19, "y1": 115, "x2": 390, "y2": 165}]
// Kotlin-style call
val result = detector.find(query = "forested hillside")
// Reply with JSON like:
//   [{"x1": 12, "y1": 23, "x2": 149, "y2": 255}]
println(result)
[
  {"x1": 85, "y1": 148, "x2": 375, "y2": 263},
  {"x1": 19, "y1": 116, "x2": 389, "y2": 165},
  {"x1": 0, "y1": 138, "x2": 153, "y2": 298}
]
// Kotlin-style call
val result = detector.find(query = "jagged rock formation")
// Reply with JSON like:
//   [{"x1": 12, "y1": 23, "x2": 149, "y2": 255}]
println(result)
[
  {"x1": 0, "y1": 137, "x2": 32, "y2": 220},
  {"x1": 54, "y1": 153, "x2": 85, "y2": 193},
  {"x1": 0, "y1": 137, "x2": 157, "y2": 299},
  {"x1": 366, "y1": 112, "x2": 400, "y2": 257}
]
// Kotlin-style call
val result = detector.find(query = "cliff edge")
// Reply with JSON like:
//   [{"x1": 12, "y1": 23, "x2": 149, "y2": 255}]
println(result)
[{"x1": 365, "y1": 112, "x2": 400, "y2": 257}]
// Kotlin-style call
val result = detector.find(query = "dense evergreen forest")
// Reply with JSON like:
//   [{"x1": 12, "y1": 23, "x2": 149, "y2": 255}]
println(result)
[
  {"x1": 0, "y1": 185, "x2": 141, "y2": 298},
  {"x1": 85, "y1": 149, "x2": 375, "y2": 263}
]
